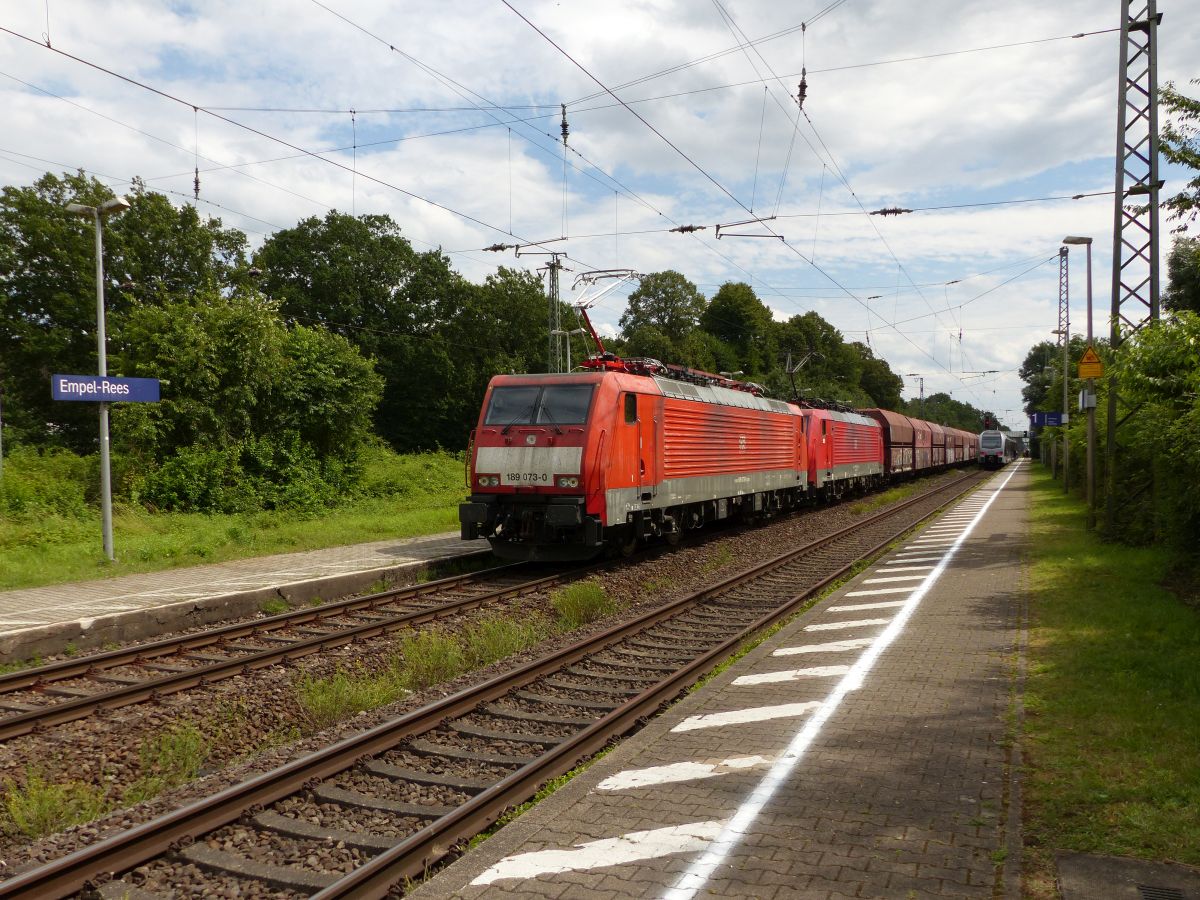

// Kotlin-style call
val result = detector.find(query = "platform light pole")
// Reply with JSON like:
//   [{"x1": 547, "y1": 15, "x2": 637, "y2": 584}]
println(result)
[
  {"x1": 1064, "y1": 236, "x2": 1095, "y2": 527},
  {"x1": 66, "y1": 196, "x2": 130, "y2": 561}
]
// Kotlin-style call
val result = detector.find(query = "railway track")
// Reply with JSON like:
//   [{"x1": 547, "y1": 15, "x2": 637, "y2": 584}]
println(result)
[
  {"x1": 0, "y1": 469, "x2": 986, "y2": 899},
  {"x1": 0, "y1": 563, "x2": 590, "y2": 742}
]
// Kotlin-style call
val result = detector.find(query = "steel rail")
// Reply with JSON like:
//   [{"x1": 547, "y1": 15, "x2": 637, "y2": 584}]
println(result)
[
  {"x1": 0, "y1": 565, "x2": 588, "y2": 742},
  {"x1": 314, "y1": 476, "x2": 980, "y2": 897},
  {"x1": 0, "y1": 471, "x2": 984, "y2": 899},
  {"x1": 0, "y1": 553, "x2": 502, "y2": 693}
]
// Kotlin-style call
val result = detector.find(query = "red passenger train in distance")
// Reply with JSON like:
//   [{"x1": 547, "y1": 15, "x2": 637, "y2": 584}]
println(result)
[{"x1": 459, "y1": 338, "x2": 978, "y2": 561}]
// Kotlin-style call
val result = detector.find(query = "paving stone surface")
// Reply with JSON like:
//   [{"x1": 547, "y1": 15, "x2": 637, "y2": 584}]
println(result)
[
  {"x1": 413, "y1": 463, "x2": 1029, "y2": 899},
  {"x1": 0, "y1": 531, "x2": 473, "y2": 659}
]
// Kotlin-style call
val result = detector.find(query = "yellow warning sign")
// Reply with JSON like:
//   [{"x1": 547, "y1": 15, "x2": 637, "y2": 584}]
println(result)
[{"x1": 1078, "y1": 345, "x2": 1104, "y2": 379}]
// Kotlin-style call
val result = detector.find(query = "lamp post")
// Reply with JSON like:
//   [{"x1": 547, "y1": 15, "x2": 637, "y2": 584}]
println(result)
[
  {"x1": 1064, "y1": 236, "x2": 1095, "y2": 527},
  {"x1": 1050, "y1": 321, "x2": 1069, "y2": 492},
  {"x1": 66, "y1": 196, "x2": 130, "y2": 561}
]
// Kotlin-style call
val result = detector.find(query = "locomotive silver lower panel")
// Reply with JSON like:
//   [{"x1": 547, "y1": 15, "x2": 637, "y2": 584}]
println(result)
[{"x1": 605, "y1": 468, "x2": 804, "y2": 525}]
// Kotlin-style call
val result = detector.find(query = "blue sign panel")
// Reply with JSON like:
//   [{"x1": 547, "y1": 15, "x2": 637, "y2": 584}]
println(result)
[
  {"x1": 51, "y1": 374, "x2": 160, "y2": 403},
  {"x1": 1030, "y1": 412, "x2": 1063, "y2": 427}
]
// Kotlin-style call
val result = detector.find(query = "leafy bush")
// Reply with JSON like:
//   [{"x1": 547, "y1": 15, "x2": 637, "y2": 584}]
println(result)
[
  {"x1": 136, "y1": 433, "x2": 344, "y2": 514},
  {"x1": 0, "y1": 447, "x2": 91, "y2": 520},
  {"x1": 354, "y1": 444, "x2": 465, "y2": 501}
]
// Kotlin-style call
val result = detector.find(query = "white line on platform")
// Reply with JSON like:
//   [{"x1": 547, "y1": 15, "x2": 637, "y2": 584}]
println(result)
[
  {"x1": 875, "y1": 565, "x2": 936, "y2": 573},
  {"x1": 732, "y1": 665, "x2": 850, "y2": 686},
  {"x1": 671, "y1": 700, "x2": 822, "y2": 732},
  {"x1": 828, "y1": 600, "x2": 907, "y2": 612},
  {"x1": 804, "y1": 617, "x2": 892, "y2": 630},
  {"x1": 885, "y1": 556, "x2": 943, "y2": 564},
  {"x1": 862, "y1": 575, "x2": 926, "y2": 584},
  {"x1": 470, "y1": 820, "x2": 726, "y2": 885},
  {"x1": 596, "y1": 756, "x2": 773, "y2": 792},
  {"x1": 663, "y1": 462, "x2": 1022, "y2": 900},
  {"x1": 844, "y1": 586, "x2": 913, "y2": 596},
  {"x1": 773, "y1": 637, "x2": 874, "y2": 656}
]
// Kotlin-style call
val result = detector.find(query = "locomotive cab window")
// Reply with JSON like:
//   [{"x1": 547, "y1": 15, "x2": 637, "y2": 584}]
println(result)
[
  {"x1": 484, "y1": 384, "x2": 595, "y2": 427},
  {"x1": 624, "y1": 393, "x2": 637, "y2": 424}
]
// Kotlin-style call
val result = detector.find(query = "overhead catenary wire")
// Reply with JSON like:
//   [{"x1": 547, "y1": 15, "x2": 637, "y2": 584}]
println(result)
[
  {"x1": 0, "y1": 24, "x2": 589, "y2": 266},
  {"x1": 500, "y1": 2, "x2": 993, "y2": 404},
  {"x1": 303, "y1": 0, "x2": 813, "y2": 315},
  {"x1": 707, "y1": 0, "x2": 965, "y2": 344}
]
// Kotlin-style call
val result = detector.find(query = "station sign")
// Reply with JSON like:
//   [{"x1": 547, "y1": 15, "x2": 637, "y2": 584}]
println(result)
[
  {"x1": 51, "y1": 374, "x2": 161, "y2": 403},
  {"x1": 1077, "y1": 346, "x2": 1104, "y2": 379},
  {"x1": 1030, "y1": 412, "x2": 1067, "y2": 427}
]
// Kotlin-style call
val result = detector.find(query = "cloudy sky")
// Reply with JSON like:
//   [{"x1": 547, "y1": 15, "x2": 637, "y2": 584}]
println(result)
[{"x1": 3, "y1": 1, "x2": 1197, "y2": 428}]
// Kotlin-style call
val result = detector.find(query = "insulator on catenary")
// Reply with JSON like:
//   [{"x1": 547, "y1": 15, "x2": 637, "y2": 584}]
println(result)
[
  {"x1": 797, "y1": 69, "x2": 808, "y2": 110},
  {"x1": 193, "y1": 167, "x2": 200, "y2": 200},
  {"x1": 669, "y1": 224, "x2": 707, "y2": 233},
  {"x1": 560, "y1": 103, "x2": 569, "y2": 145}
]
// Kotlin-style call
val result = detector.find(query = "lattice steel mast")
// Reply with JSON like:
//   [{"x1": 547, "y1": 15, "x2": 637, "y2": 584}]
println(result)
[{"x1": 1105, "y1": 0, "x2": 1163, "y2": 532}]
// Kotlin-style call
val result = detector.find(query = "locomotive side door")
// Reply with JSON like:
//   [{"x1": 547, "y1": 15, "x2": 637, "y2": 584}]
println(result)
[{"x1": 636, "y1": 392, "x2": 660, "y2": 501}]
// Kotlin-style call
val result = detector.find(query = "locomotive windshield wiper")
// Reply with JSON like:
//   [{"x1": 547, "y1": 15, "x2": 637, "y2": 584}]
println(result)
[
  {"x1": 538, "y1": 403, "x2": 565, "y2": 435},
  {"x1": 501, "y1": 402, "x2": 537, "y2": 435}
]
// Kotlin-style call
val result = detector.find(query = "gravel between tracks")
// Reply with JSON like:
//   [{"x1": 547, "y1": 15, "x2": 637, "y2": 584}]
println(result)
[{"x1": 0, "y1": 470, "x2": 968, "y2": 878}]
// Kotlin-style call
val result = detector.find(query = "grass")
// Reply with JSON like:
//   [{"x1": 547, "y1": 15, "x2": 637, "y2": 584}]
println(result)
[
  {"x1": 846, "y1": 480, "x2": 921, "y2": 515},
  {"x1": 1022, "y1": 466, "x2": 1200, "y2": 878},
  {"x1": 0, "y1": 448, "x2": 465, "y2": 591},
  {"x1": 551, "y1": 580, "x2": 618, "y2": 630},
  {"x1": 1, "y1": 769, "x2": 110, "y2": 839},
  {"x1": 123, "y1": 720, "x2": 210, "y2": 805},
  {"x1": 699, "y1": 544, "x2": 735, "y2": 574},
  {"x1": 296, "y1": 664, "x2": 411, "y2": 729},
  {"x1": 259, "y1": 598, "x2": 289, "y2": 616},
  {"x1": 295, "y1": 613, "x2": 551, "y2": 728}
]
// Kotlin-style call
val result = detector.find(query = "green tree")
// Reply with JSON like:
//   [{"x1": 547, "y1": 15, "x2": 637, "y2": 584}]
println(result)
[
  {"x1": 850, "y1": 342, "x2": 903, "y2": 410},
  {"x1": 0, "y1": 171, "x2": 247, "y2": 451},
  {"x1": 903, "y1": 392, "x2": 990, "y2": 431},
  {"x1": 1161, "y1": 80, "x2": 1200, "y2": 233},
  {"x1": 392, "y1": 267, "x2": 552, "y2": 450},
  {"x1": 619, "y1": 270, "x2": 706, "y2": 343},
  {"x1": 700, "y1": 282, "x2": 776, "y2": 377},
  {"x1": 622, "y1": 325, "x2": 677, "y2": 364},
  {"x1": 1165, "y1": 236, "x2": 1200, "y2": 314},
  {"x1": 253, "y1": 211, "x2": 472, "y2": 450},
  {"x1": 1020, "y1": 341, "x2": 1060, "y2": 415},
  {"x1": 1113, "y1": 311, "x2": 1200, "y2": 544},
  {"x1": 116, "y1": 288, "x2": 381, "y2": 511}
]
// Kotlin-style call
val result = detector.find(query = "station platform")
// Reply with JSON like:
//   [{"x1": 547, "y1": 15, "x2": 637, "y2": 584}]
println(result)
[
  {"x1": 0, "y1": 531, "x2": 485, "y2": 663},
  {"x1": 413, "y1": 462, "x2": 1030, "y2": 899}
]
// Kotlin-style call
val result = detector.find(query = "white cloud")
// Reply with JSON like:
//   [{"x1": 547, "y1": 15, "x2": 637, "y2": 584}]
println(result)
[{"x1": 2, "y1": 0, "x2": 1197, "y2": 428}]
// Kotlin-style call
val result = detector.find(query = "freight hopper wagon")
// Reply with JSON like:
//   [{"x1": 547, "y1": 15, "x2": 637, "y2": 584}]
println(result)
[{"x1": 459, "y1": 363, "x2": 811, "y2": 561}]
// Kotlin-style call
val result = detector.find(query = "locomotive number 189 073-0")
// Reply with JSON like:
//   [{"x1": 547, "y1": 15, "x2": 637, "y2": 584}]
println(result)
[{"x1": 507, "y1": 472, "x2": 550, "y2": 483}]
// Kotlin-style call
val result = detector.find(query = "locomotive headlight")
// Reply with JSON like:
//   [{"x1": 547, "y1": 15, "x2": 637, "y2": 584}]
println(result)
[
  {"x1": 478, "y1": 475, "x2": 500, "y2": 487},
  {"x1": 556, "y1": 476, "x2": 579, "y2": 488}
]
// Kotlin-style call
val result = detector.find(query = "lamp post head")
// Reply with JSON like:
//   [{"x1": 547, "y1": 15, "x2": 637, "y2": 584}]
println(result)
[
  {"x1": 99, "y1": 196, "x2": 131, "y2": 215},
  {"x1": 1062, "y1": 235, "x2": 1092, "y2": 246},
  {"x1": 66, "y1": 196, "x2": 130, "y2": 218}
]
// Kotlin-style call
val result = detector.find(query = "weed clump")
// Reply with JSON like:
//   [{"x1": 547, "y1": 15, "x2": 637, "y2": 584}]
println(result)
[{"x1": 552, "y1": 581, "x2": 617, "y2": 630}]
